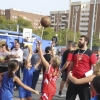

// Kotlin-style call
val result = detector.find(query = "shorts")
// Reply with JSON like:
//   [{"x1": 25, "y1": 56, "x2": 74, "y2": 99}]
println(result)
[
  {"x1": 40, "y1": 93, "x2": 54, "y2": 100},
  {"x1": 19, "y1": 86, "x2": 32, "y2": 98},
  {"x1": 61, "y1": 71, "x2": 67, "y2": 81}
]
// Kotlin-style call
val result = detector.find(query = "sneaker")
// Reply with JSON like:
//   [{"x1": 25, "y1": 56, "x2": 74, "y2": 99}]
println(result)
[
  {"x1": 39, "y1": 91, "x2": 42, "y2": 95},
  {"x1": 57, "y1": 94, "x2": 64, "y2": 97},
  {"x1": 14, "y1": 87, "x2": 19, "y2": 91}
]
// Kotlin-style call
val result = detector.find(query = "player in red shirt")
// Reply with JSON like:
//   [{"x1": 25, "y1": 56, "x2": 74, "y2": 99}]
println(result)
[
  {"x1": 37, "y1": 40, "x2": 61, "y2": 100},
  {"x1": 65, "y1": 35, "x2": 97, "y2": 100}
]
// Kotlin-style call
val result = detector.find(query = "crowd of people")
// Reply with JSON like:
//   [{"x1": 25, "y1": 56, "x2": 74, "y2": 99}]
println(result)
[{"x1": 0, "y1": 35, "x2": 100, "y2": 100}]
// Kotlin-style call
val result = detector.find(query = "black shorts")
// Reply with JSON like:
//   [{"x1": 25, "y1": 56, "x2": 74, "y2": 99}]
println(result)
[{"x1": 61, "y1": 71, "x2": 67, "y2": 81}]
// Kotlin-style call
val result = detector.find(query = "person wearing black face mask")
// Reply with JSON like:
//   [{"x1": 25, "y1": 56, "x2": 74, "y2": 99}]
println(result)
[{"x1": 65, "y1": 35, "x2": 97, "y2": 100}]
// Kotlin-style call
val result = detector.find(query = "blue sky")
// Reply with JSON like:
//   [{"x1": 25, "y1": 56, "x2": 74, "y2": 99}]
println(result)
[{"x1": 0, "y1": 0, "x2": 90, "y2": 15}]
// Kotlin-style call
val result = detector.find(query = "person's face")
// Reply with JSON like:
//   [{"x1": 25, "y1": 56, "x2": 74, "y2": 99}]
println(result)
[
  {"x1": 67, "y1": 43, "x2": 70, "y2": 50},
  {"x1": 15, "y1": 43, "x2": 20, "y2": 50},
  {"x1": 78, "y1": 37, "x2": 86, "y2": 48},
  {"x1": 74, "y1": 44, "x2": 77, "y2": 50},
  {"x1": 2, "y1": 46, "x2": 6, "y2": 51},
  {"x1": 14, "y1": 40, "x2": 17, "y2": 44}
]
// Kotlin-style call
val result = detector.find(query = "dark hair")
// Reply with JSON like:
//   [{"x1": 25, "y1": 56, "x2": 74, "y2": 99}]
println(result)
[
  {"x1": 45, "y1": 46, "x2": 51, "y2": 53},
  {"x1": 68, "y1": 41, "x2": 75, "y2": 47},
  {"x1": 35, "y1": 49, "x2": 38, "y2": 53},
  {"x1": 91, "y1": 76, "x2": 100, "y2": 95},
  {"x1": 7, "y1": 60, "x2": 19, "y2": 78},
  {"x1": 80, "y1": 35, "x2": 89, "y2": 45},
  {"x1": 15, "y1": 39, "x2": 19, "y2": 43},
  {"x1": 2, "y1": 44, "x2": 9, "y2": 51}
]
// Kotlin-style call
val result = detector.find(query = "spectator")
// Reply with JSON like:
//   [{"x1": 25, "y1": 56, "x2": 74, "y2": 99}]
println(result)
[
  {"x1": 0, "y1": 44, "x2": 10, "y2": 73},
  {"x1": 11, "y1": 39, "x2": 19, "y2": 50},
  {"x1": 58, "y1": 41, "x2": 75, "y2": 97},
  {"x1": 31, "y1": 45, "x2": 42, "y2": 90},
  {"x1": 10, "y1": 43, "x2": 23, "y2": 90}
]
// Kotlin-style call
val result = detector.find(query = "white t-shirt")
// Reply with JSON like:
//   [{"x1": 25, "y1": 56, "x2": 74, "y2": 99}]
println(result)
[{"x1": 10, "y1": 48, "x2": 23, "y2": 62}]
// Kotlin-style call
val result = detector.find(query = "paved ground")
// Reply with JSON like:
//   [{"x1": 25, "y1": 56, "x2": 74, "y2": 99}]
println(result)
[{"x1": 13, "y1": 74, "x2": 67, "y2": 100}]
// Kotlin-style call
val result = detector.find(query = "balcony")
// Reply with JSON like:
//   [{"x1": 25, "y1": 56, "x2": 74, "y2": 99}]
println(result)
[
  {"x1": 61, "y1": 27, "x2": 65, "y2": 29},
  {"x1": 80, "y1": 32, "x2": 88, "y2": 35},
  {"x1": 80, "y1": 22, "x2": 89, "y2": 26},
  {"x1": 81, "y1": 13, "x2": 89, "y2": 16},
  {"x1": 79, "y1": 27, "x2": 88, "y2": 30},
  {"x1": 61, "y1": 19, "x2": 68, "y2": 21},
  {"x1": 80, "y1": 17, "x2": 89, "y2": 21},
  {"x1": 81, "y1": 8, "x2": 90, "y2": 11}
]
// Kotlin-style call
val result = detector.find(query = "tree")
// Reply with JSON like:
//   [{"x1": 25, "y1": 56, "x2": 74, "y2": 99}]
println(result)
[
  {"x1": 17, "y1": 17, "x2": 33, "y2": 32},
  {"x1": 92, "y1": 33, "x2": 100, "y2": 46}
]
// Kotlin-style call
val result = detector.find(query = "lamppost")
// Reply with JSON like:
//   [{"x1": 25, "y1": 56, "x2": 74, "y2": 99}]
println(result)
[
  {"x1": 90, "y1": 0, "x2": 96, "y2": 50},
  {"x1": 74, "y1": 6, "x2": 79, "y2": 42}
]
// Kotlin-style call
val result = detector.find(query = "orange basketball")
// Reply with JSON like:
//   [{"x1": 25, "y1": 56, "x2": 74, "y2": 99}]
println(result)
[{"x1": 40, "y1": 16, "x2": 51, "y2": 27}]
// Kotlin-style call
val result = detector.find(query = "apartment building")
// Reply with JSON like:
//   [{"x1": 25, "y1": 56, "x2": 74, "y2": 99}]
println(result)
[
  {"x1": 69, "y1": 0, "x2": 100, "y2": 36},
  {"x1": 0, "y1": 8, "x2": 44, "y2": 29},
  {"x1": 0, "y1": 10, "x2": 5, "y2": 16},
  {"x1": 69, "y1": 1, "x2": 90, "y2": 35},
  {"x1": 88, "y1": 0, "x2": 100, "y2": 37},
  {"x1": 50, "y1": 10, "x2": 69, "y2": 31}
]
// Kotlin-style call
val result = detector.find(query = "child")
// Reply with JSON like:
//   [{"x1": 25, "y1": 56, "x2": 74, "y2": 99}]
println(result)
[
  {"x1": 68, "y1": 60, "x2": 100, "y2": 97},
  {"x1": 90, "y1": 76, "x2": 100, "y2": 100},
  {"x1": 0, "y1": 60, "x2": 39, "y2": 100},
  {"x1": 19, "y1": 48, "x2": 41, "y2": 100},
  {"x1": 37, "y1": 40, "x2": 61, "y2": 100}
]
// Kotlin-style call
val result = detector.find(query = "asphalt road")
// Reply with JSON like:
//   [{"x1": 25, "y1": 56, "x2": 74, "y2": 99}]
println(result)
[{"x1": 13, "y1": 74, "x2": 67, "y2": 100}]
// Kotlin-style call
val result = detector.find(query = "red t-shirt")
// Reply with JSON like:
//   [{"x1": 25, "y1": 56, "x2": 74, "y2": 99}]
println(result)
[
  {"x1": 66, "y1": 51, "x2": 74, "y2": 73},
  {"x1": 42, "y1": 66, "x2": 58, "y2": 94},
  {"x1": 71, "y1": 49, "x2": 96, "y2": 78}
]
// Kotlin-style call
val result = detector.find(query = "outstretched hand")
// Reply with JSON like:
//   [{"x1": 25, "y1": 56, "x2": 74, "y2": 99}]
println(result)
[
  {"x1": 36, "y1": 39, "x2": 41, "y2": 46},
  {"x1": 51, "y1": 41, "x2": 55, "y2": 47},
  {"x1": 34, "y1": 90, "x2": 40, "y2": 96}
]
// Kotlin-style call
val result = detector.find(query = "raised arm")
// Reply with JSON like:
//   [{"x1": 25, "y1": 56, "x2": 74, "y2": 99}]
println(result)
[
  {"x1": 25, "y1": 48, "x2": 32, "y2": 67},
  {"x1": 68, "y1": 71, "x2": 96, "y2": 84},
  {"x1": 34, "y1": 59, "x2": 41, "y2": 69},
  {"x1": 37, "y1": 40, "x2": 49, "y2": 72},
  {"x1": 51, "y1": 41, "x2": 55, "y2": 58}
]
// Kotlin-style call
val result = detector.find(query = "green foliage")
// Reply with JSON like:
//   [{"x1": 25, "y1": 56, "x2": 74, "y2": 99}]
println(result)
[
  {"x1": 0, "y1": 16, "x2": 33, "y2": 32},
  {"x1": 34, "y1": 28, "x2": 81, "y2": 46},
  {"x1": 92, "y1": 33, "x2": 100, "y2": 46},
  {"x1": 17, "y1": 17, "x2": 33, "y2": 32}
]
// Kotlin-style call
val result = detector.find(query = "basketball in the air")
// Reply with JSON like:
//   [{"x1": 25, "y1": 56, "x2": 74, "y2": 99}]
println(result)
[{"x1": 40, "y1": 16, "x2": 51, "y2": 27}]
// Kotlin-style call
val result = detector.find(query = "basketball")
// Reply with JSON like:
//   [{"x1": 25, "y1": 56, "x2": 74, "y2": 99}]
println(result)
[{"x1": 40, "y1": 16, "x2": 51, "y2": 27}]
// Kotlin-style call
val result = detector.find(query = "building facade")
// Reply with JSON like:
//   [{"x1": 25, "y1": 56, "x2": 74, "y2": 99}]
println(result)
[
  {"x1": 0, "y1": 8, "x2": 44, "y2": 29},
  {"x1": 50, "y1": 10, "x2": 69, "y2": 31},
  {"x1": 69, "y1": 0, "x2": 100, "y2": 36}
]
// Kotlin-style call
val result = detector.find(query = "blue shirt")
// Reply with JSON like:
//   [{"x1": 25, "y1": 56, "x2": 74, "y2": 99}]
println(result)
[
  {"x1": 22, "y1": 67, "x2": 35, "y2": 87},
  {"x1": 1, "y1": 72, "x2": 15, "y2": 99},
  {"x1": 91, "y1": 95, "x2": 100, "y2": 100}
]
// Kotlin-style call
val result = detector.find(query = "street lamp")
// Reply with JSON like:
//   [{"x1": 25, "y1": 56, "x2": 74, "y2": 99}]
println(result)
[
  {"x1": 90, "y1": 0, "x2": 96, "y2": 50},
  {"x1": 74, "y1": 6, "x2": 79, "y2": 42}
]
